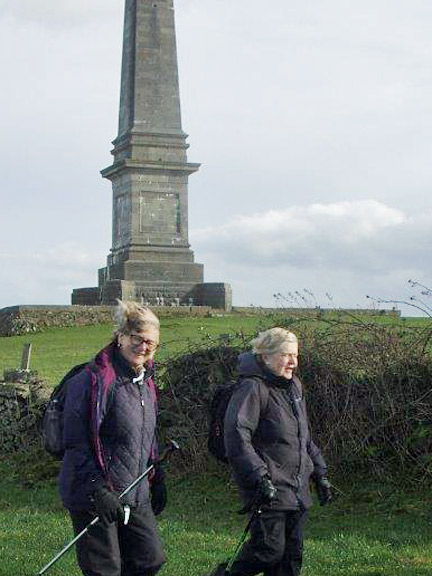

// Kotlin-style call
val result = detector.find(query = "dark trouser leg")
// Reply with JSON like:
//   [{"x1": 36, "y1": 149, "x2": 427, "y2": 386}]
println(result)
[
  {"x1": 118, "y1": 504, "x2": 165, "y2": 576},
  {"x1": 70, "y1": 510, "x2": 122, "y2": 576},
  {"x1": 229, "y1": 510, "x2": 286, "y2": 576},
  {"x1": 267, "y1": 510, "x2": 307, "y2": 576},
  {"x1": 70, "y1": 505, "x2": 165, "y2": 576},
  {"x1": 229, "y1": 509, "x2": 307, "y2": 576}
]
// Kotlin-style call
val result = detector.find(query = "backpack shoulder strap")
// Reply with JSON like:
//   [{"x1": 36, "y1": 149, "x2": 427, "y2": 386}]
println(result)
[
  {"x1": 50, "y1": 362, "x2": 89, "y2": 401},
  {"x1": 105, "y1": 375, "x2": 118, "y2": 412}
]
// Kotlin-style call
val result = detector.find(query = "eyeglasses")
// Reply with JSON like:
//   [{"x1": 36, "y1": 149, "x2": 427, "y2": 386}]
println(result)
[
  {"x1": 128, "y1": 333, "x2": 159, "y2": 351},
  {"x1": 277, "y1": 353, "x2": 298, "y2": 359}
]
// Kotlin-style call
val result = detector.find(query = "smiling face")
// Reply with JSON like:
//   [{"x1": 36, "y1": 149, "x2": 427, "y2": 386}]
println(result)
[
  {"x1": 263, "y1": 341, "x2": 299, "y2": 380},
  {"x1": 117, "y1": 325, "x2": 160, "y2": 369}
]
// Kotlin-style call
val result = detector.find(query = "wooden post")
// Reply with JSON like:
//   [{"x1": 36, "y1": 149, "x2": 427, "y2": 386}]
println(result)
[{"x1": 21, "y1": 343, "x2": 32, "y2": 371}]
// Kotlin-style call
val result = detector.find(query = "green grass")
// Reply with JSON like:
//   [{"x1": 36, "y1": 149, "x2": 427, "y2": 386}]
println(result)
[
  {"x1": 1, "y1": 461, "x2": 431, "y2": 576},
  {"x1": 0, "y1": 312, "x2": 429, "y2": 386},
  {"x1": 0, "y1": 315, "x2": 271, "y2": 386},
  {"x1": 2, "y1": 314, "x2": 432, "y2": 574}
]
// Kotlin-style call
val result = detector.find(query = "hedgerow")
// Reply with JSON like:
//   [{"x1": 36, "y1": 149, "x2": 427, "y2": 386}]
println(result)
[{"x1": 158, "y1": 312, "x2": 432, "y2": 484}]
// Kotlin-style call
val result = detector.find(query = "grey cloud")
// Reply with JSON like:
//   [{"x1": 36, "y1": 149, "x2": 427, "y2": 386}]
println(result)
[
  {"x1": 178, "y1": 0, "x2": 432, "y2": 221},
  {"x1": 2, "y1": 0, "x2": 432, "y2": 312},
  {"x1": 191, "y1": 201, "x2": 430, "y2": 276}
]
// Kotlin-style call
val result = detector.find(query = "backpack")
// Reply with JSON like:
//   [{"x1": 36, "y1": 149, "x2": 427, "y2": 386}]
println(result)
[
  {"x1": 42, "y1": 362, "x2": 89, "y2": 459},
  {"x1": 207, "y1": 377, "x2": 269, "y2": 463},
  {"x1": 207, "y1": 380, "x2": 238, "y2": 463}
]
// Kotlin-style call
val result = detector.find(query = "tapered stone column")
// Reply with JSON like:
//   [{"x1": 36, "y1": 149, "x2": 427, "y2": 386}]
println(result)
[
  {"x1": 72, "y1": 0, "x2": 232, "y2": 309},
  {"x1": 98, "y1": 0, "x2": 203, "y2": 305}
]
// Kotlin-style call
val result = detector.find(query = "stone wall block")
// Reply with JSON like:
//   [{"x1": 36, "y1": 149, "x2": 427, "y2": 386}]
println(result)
[{"x1": 0, "y1": 378, "x2": 49, "y2": 455}]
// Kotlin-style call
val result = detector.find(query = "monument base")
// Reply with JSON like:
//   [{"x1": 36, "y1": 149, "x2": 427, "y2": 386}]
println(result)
[
  {"x1": 72, "y1": 281, "x2": 232, "y2": 311},
  {"x1": 193, "y1": 283, "x2": 233, "y2": 311}
]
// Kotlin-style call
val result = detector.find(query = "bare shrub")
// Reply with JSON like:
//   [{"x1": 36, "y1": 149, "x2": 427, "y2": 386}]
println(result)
[
  {"x1": 158, "y1": 340, "x2": 242, "y2": 470},
  {"x1": 158, "y1": 314, "x2": 432, "y2": 484}
]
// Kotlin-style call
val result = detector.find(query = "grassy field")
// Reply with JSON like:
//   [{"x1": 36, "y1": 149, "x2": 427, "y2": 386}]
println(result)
[
  {"x1": 0, "y1": 315, "x2": 272, "y2": 386},
  {"x1": 0, "y1": 460, "x2": 431, "y2": 576},
  {"x1": 1, "y1": 314, "x2": 432, "y2": 575},
  {"x1": 0, "y1": 311, "x2": 429, "y2": 386}
]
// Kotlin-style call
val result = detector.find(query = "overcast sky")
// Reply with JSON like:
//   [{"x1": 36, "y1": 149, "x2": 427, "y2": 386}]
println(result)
[{"x1": 1, "y1": 0, "x2": 432, "y2": 315}]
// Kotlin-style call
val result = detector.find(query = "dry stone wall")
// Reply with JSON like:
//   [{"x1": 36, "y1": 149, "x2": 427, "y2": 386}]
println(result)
[
  {"x1": 0, "y1": 371, "x2": 50, "y2": 454},
  {"x1": 0, "y1": 305, "x2": 215, "y2": 336},
  {"x1": 0, "y1": 305, "x2": 115, "y2": 336}
]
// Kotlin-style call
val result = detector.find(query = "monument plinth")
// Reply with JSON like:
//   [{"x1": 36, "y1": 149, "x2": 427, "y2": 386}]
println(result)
[{"x1": 73, "y1": 0, "x2": 232, "y2": 309}]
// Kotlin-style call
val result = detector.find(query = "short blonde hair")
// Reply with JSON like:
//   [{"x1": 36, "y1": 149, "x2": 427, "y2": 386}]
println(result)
[
  {"x1": 114, "y1": 300, "x2": 160, "y2": 337},
  {"x1": 250, "y1": 327, "x2": 297, "y2": 356}
]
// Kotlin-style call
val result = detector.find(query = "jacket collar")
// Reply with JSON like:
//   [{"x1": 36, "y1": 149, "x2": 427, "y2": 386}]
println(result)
[
  {"x1": 237, "y1": 352, "x2": 294, "y2": 388},
  {"x1": 112, "y1": 346, "x2": 155, "y2": 381}
]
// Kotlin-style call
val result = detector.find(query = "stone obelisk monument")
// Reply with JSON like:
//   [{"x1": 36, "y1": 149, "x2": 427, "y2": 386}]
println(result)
[{"x1": 72, "y1": 0, "x2": 231, "y2": 309}]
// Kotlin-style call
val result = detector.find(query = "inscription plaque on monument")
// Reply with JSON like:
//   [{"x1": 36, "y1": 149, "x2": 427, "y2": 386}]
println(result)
[{"x1": 139, "y1": 192, "x2": 181, "y2": 237}]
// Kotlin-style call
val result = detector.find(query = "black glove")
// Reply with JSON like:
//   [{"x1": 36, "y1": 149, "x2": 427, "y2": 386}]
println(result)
[
  {"x1": 314, "y1": 477, "x2": 333, "y2": 506},
  {"x1": 92, "y1": 486, "x2": 125, "y2": 524},
  {"x1": 240, "y1": 475, "x2": 277, "y2": 513},
  {"x1": 257, "y1": 475, "x2": 277, "y2": 507},
  {"x1": 150, "y1": 465, "x2": 167, "y2": 516}
]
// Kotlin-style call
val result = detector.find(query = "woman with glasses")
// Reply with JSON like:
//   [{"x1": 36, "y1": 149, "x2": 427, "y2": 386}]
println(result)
[{"x1": 59, "y1": 300, "x2": 166, "y2": 576}]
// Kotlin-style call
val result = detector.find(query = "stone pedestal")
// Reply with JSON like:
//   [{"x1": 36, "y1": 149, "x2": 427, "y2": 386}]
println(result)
[{"x1": 193, "y1": 283, "x2": 233, "y2": 311}]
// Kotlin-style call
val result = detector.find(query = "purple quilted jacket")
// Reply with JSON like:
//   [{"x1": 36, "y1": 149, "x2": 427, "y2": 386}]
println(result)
[{"x1": 59, "y1": 343, "x2": 158, "y2": 511}]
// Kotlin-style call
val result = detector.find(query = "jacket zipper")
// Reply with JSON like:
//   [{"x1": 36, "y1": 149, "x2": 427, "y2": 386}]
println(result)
[
  {"x1": 133, "y1": 370, "x2": 147, "y2": 502},
  {"x1": 289, "y1": 381, "x2": 303, "y2": 494}
]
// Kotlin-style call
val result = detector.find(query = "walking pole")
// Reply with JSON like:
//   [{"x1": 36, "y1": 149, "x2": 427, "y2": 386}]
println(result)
[
  {"x1": 225, "y1": 507, "x2": 260, "y2": 573},
  {"x1": 208, "y1": 506, "x2": 261, "y2": 576},
  {"x1": 36, "y1": 440, "x2": 180, "y2": 576}
]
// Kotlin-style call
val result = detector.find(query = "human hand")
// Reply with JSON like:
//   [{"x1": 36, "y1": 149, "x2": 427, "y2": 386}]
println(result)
[
  {"x1": 92, "y1": 486, "x2": 125, "y2": 524},
  {"x1": 239, "y1": 475, "x2": 277, "y2": 514},
  {"x1": 257, "y1": 475, "x2": 277, "y2": 507},
  {"x1": 314, "y1": 477, "x2": 333, "y2": 506}
]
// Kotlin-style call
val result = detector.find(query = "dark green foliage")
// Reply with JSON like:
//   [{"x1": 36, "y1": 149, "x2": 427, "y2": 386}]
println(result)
[
  {"x1": 158, "y1": 342, "x2": 243, "y2": 469},
  {"x1": 4, "y1": 312, "x2": 432, "y2": 486},
  {"x1": 294, "y1": 316, "x2": 432, "y2": 483},
  {"x1": 158, "y1": 315, "x2": 432, "y2": 484}
]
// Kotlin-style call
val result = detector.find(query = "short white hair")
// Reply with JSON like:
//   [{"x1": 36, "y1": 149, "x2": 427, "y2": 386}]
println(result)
[{"x1": 250, "y1": 327, "x2": 297, "y2": 356}]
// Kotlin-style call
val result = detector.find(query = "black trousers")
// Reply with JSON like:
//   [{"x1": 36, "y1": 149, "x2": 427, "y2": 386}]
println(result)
[
  {"x1": 229, "y1": 509, "x2": 308, "y2": 576},
  {"x1": 70, "y1": 505, "x2": 165, "y2": 576}
]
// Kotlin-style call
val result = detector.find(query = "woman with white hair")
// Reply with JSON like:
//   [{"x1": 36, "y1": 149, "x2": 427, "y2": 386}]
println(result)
[
  {"x1": 224, "y1": 327, "x2": 332, "y2": 576},
  {"x1": 59, "y1": 300, "x2": 166, "y2": 576}
]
